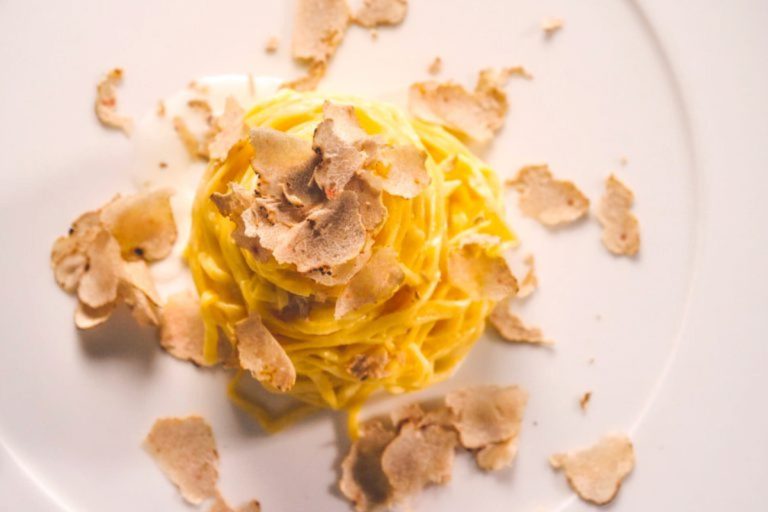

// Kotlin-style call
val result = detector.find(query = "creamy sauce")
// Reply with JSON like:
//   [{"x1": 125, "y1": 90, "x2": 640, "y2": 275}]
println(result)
[{"x1": 131, "y1": 74, "x2": 281, "y2": 299}]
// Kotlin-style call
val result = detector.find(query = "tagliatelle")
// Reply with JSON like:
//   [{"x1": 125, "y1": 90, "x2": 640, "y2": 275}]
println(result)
[{"x1": 186, "y1": 89, "x2": 515, "y2": 436}]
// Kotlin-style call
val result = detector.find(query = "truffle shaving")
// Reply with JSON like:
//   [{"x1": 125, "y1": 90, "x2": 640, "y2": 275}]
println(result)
[
  {"x1": 272, "y1": 191, "x2": 366, "y2": 272},
  {"x1": 77, "y1": 229, "x2": 122, "y2": 309},
  {"x1": 144, "y1": 416, "x2": 219, "y2": 505},
  {"x1": 345, "y1": 176, "x2": 387, "y2": 232},
  {"x1": 446, "y1": 385, "x2": 528, "y2": 450},
  {"x1": 367, "y1": 144, "x2": 430, "y2": 199},
  {"x1": 100, "y1": 189, "x2": 177, "y2": 261},
  {"x1": 160, "y1": 291, "x2": 208, "y2": 366},
  {"x1": 173, "y1": 116, "x2": 207, "y2": 160},
  {"x1": 408, "y1": 67, "x2": 519, "y2": 142},
  {"x1": 489, "y1": 296, "x2": 548, "y2": 344},
  {"x1": 208, "y1": 97, "x2": 246, "y2": 161},
  {"x1": 335, "y1": 247, "x2": 404, "y2": 318},
  {"x1": 313, "y1": 115, "x2": 367, "y2": 199},
  {"x1": 249, "y1": 127, "x2": 322, "y2": 208},
  {"x1": 74, "y1": 301, "x2": 116, "y2": 330},
  {"x1": 120, "y1": 282, "x2": 161, "y2": 327},
  {"x1": 476, "y1": 437, "x2": 519, "y2": 471},
  {"x1": 340, "y1": 421, "x2": 396, "y2": 511},
  {"x1": 446, "y1": 234, "x2": 518, "y2": 300},
  {"x1": 281, "y1": 61, "x2": 328, "y2": 92},
  {"x1": 542, "y1": 17, "x2": 564, "y2": 37},
  {"x1": 507, "y1": 165, "x2": 589, "y2": 226},
  {"x1": 352, "y1": 0, "x2": 408, "y2": 28},
  {"x1": 550, "y1": 434, "x2": 635, "y2": 505},
  {"x1": 291, "y1": 0, "x2": 350, "y2": 63},
  {"x1": 596, "y1": 175, "x2": 640, "y2": 256},
  {"x1": 517, "y1": 254, "x2": 538, "y2": 298},
  {"x1": 94, "y1": 68, "x2": 133, "y2": 135},
  {"x1": 390, "y1": 403, "x2": 425, "y2": 428},
  {"x1": 209, "y1": 492, "x2": 261, "y2": 512},
  {"x1": 265, "y1": 36, "x2": 279, "y2": 54},
  {"x1": 381, "y1": 422, "x2": 457, "y2": 499},
  {"x1": 427, "y1": 57, "x2": 442, "y2": 75},
  {"x1": 235, "y1": 311, "x2": 296, "y2": 392},
  {"x1": 51, "y1": 210, "x2": 102, "y2": 293},
  {"x1": 304, "y1": 241, "x2": 373, "y2": 287}
]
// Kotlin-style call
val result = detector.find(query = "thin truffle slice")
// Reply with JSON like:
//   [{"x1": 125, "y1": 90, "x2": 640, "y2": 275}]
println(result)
[
  {"x1": 272, "y1": 191, "x2": 366, "y2": 272},
  {"x1": 281, "y1": 61, "x2": 327, "y2": 92},
  {"x1": 77, "y1": 229, "x2": 122, "y2": 309},
  {"x1": 408, "y1": 67, "x2": 518, "y2": 142},
  {"x1": 580, "y1": 392, "x2": 592, "y2": 411},
  {"x1": 507, "y1": 165, "x2": 589, "y2": 226},
  {"x1": 291, "y1": 0, "x2": 350, "y2": 63},
  {"x1": 489, "y1": 296, "x2": 548, "y2": 345},
  {"x1": 144, "y1": 416, "x2": 219, "y2": 505},
  {"x1": 367, "y1": 144, "x2": 430, "y2": 199},
  {"x1": 352, "y1": 0, "x2": 408, "y2": 28},
  {"x1": 160, "y1": 291, "x2": 208, "y2": 366},
  {"x1": 235, "y1": 311, "x2": 296, "y2": 392},
  {"x1": 446, "y1": 234, "x2": 518, "y2": 301},
  {"x1": 542, "y1": 17, "x2": 564, "y2": 37},
  {"x1": 121, "y1": 282, "x2": 161, "y2": 327},
  {"x1": 209, "y1": 492, "x2": 262, "y2": 512},
  {"x1": 238, "y1": 200, "x2": 294, "y2": 259},
  {"x1": 173, "y1": 116, "x2": 207, "y2": 160},
  {"x1": 409, "y1": 82, "x2": 494, "y2": 142},
  {"x1": 312, "y1": 110, "x2": 368, "y2": 199},
  {"x1": 303, "y1": 239, "x2": 374, "y2": 287},
  {"x1": 427, "y1": 57, "x2": 442, "y2": 75},
  {"x1": 74, "y1": 301, "x2": 116, "y2": 330},
  {"x1": 119, "y1": 259, "x2": 162, "y2": 326},
  {"x1": 208, "y1": 97, "x2": 246, "y2": 161},
  {"x1": 208, "y1": 493, "x2": 232, "y2": 512},
  {"x1": 210, "y1": 183, "x2": 272, "y2": 260},
  {"x1": 550, "y1": 434, "x2": 635, "y2": 505},
  {"x1": 596, "y1": 175, "x2": 640, "y2": 256},
  {"x1": 51, "y1": 210, "x2": 103, "y2": 293},
  {"x1": 516, "y1": 254, "x2": 538, "y2": 298},
  {"x1": 188, "y1": 98, "x2": 213, "y2": 115},
  {"x1": 249, "y1": 127, "x2": 322, "y2": 208},
  {"x1": 100, "y1": 189, "x2": 178, "y2": 261},
  {"x1": 335, "y1": 247, "x2": 404, "y2": 319},
  {"x1": 235, "y1": 502, "x2": 262, "y2": 512},
  {"x1": 211, "y1": 183, "x2": 254, "y2": 219},
  {"x1": 95, "y1": 68, "x2": 133, "y2": 135},
  {"x1": 120, "y1": 259, "x2": 160, "y2": 306},
  {"x1": 321, "y1": 102, "x2": 370, "y2": 145},
  {"x1": 264, "y1": 36, "x2": 279, "y2": 54},
  {"x1": 476, "y1": 437, "x2": 519, "y2": 471},
  {"x1": 446, "y1": 385, "x2": 528, "y2": 450},
  {"x1": 381, "y1": 422, "x2": 457, "y2": 499},
  {"x1": 345, "y1": 176, "x2": 387, "y2": 232},
  {"x1": 312, "y1": 102, "x2": 393, "y2": 200},
  {"x1": 390, "y1": 403, "x2": 425, "y2": 428},
  {"x1": 340, "y1": 421, "x2": 396, "y2": 511},
  {"x1": 52, "y1": 245, "x2": 87, "y2": 292}
]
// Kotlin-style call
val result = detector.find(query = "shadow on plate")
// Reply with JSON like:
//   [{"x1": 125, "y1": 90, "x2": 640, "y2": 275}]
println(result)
[{"x1": 77, "y1": 304, "x2": 160, "y2": 371}]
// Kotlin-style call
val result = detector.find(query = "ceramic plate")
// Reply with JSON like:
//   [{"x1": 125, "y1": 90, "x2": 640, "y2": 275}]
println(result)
[{"x1": 1, "y1": 0, "x2": 766, "y2": 510}]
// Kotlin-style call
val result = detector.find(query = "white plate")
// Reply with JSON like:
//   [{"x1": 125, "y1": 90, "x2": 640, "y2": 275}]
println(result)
[{"x1": 0, "y1": 1, "x2": 766, "y2": 511}]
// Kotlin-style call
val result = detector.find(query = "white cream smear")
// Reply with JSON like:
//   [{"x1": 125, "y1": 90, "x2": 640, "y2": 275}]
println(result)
[{"x1": 131, "y1": 74, "x2": 281, "y2": 300}]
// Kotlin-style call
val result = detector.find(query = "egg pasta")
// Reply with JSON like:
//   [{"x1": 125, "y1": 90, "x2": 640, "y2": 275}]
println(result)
[{"x1": 186, "y1": 90, "x2": 515, "y2": 435}]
